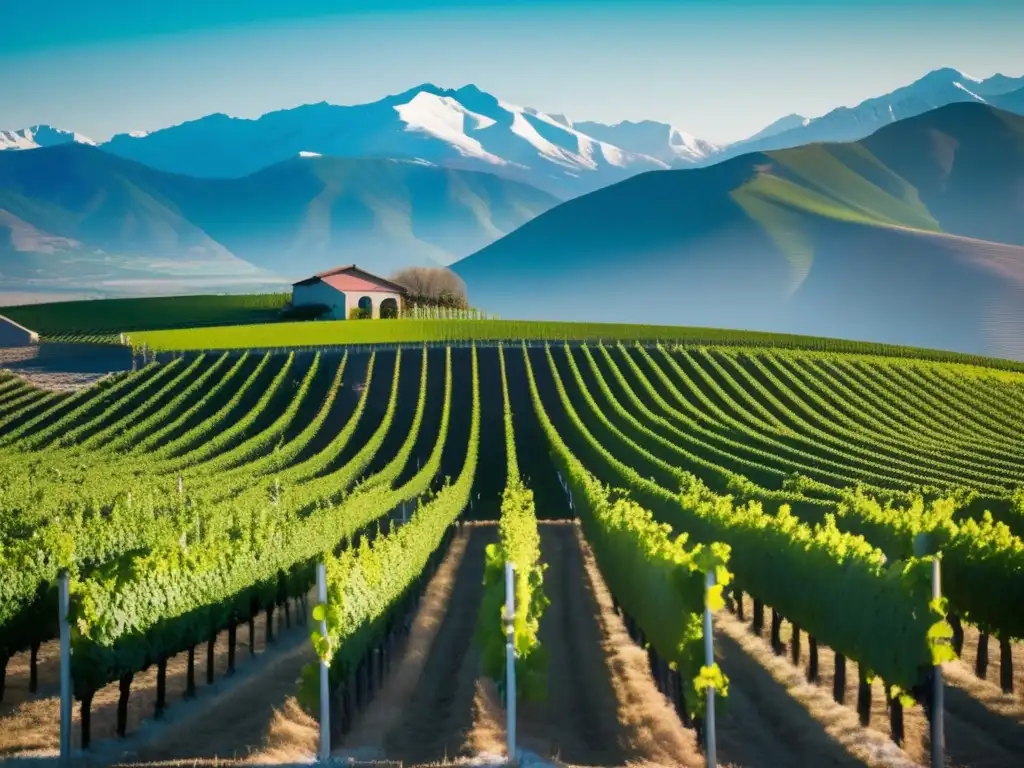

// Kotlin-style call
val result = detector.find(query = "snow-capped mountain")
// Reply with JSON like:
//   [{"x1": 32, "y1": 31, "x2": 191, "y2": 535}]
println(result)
[
  {"x1": 99, "y1": 84, "x2": 675, "y2": 198},
  {"x1": 0, "y1": 125, "x2": 96, "y2": 151},
  {"x1": 729, "y1": 67, "x2": 1024, "y2": 157},
  {"x1": 7, "y1": 68, "x2": 1024, "y2": 198},
  {"x1": 570, "y1": 119, "x2": 718, "y2": 166}
]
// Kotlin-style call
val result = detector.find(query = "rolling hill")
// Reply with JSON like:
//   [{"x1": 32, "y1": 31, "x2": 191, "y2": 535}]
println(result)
[
  {"x1": 992, "y1": 85, "x2": 1024, "y2": 114},
  {"x1": 452, "y1": 102, "x2": 1024, "y2": 359},
  {"x1": 0, "y1": 145, "x2": 558, "y2": 300}
]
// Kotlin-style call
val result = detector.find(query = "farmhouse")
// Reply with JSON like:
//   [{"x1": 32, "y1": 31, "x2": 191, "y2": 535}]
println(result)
[
  {"x1": 291, "y1": 265, "x2": 407, "y2": 320},
  {"x1": 0, "y1": 314, "x2": 39, "y2": 346}
]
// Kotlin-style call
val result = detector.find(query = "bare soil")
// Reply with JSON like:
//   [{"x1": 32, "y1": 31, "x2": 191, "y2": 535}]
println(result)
[
  {"x1": 122, "y1": 622, "x2": 316, "y2": 764},
  {"x1": 565, "y1": 523, "x2": 709, "y2": 768},
  {"x1": 6, "y1": 526, "x2": 1019, "y2": 768},
  {"x1": 338, "y1": 523, "x2": 505, "y2": 762},
  {"x1": 717, "y1": 601, "x2": 913, "y2": 768},
  {"x1": 378, "y1": 524, "x2": 497, "y2": 765},
  {"x1": 941, "y1": 625, "x2": 1024, "y2": 758},
  {"x1": 515, "y1": 522, "x2": 630, "y2": 765}
]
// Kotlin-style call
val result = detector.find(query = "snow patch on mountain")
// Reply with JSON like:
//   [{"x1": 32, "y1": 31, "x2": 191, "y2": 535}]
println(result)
[
  {"x1": 0, "y1": 125, "x2": 95, "y2": 150},
  {"x1": 394, "y1": 92, "x2": 506, "y2": 165},
  {"x1": 93, "y1": 83, "x2": 678, "y2": 197},
  {"x1": 0, "y1": 131, "x2": 36, "y2": 150},
  {"x1": 953, "y1": 81, "x2": 987, "y2": 102},
  {"x1": 298, "y1": 150, "x2": 322, "y2": 157},
  {"x1": 572, "y1": 119, "x2": 716, "y2": 166},
  {"x1": 508, "y1": 109, "x2": 574, "y2": 167}
]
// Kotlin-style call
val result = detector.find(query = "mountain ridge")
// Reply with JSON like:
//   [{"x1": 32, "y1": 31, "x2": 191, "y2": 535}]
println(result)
[
  {"x1": 94, "y1": 83, "x2": 673, "y2": 198},
  {"x1": 0, "y1": 144, "x2": 559, "y2": 299},
  {"x1": 716, "y1": 68, "x2": 1024, "y2": 161},
  {"x1": 0, "y1": 125, "x2": 96, "y2": 151},
  {"x1": 5, "y1": 67, "x2": 1024, "y2": 193},
  {"x1": 452, "y1": 102, "x2": 1024, "y2": 359}
]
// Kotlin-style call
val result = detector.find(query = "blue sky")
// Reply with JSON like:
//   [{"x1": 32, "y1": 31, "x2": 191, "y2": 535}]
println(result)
[{"x1": 3, "y1": 0, "x2": 1023, "y2": 144}]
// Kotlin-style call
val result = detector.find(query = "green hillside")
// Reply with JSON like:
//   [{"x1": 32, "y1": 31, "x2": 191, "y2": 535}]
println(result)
[
  {"x1": 0, "y1": 146, "x2": 559, "y2": 297},
  {"x1": 453, "y1": 103, "x2": 1024, "y2": 359},
  {"x1": 2, "y1": 293, "x2": 289, "y2": 336}
]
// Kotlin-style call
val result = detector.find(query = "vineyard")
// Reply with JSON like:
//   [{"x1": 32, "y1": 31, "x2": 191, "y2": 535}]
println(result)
[
  {"x1": 127, "y1": 318, "x2": 1024, "y2": 371},
  {"x1": 2, "y1": 294, "x2": 290, "y2": 338},
  {"x1": 0, "y1": 340, "x2": 1022, "y2": 767}
]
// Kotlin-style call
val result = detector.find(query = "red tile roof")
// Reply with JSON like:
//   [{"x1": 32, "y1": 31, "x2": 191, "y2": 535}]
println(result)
[{"x1": 292, "y1": 264, "x2": 408, "y2": 294}]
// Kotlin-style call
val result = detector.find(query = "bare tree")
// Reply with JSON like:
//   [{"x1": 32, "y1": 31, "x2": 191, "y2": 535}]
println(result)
[{"x1": 390, "y1": 266, "x2": 469, "y2": 308}]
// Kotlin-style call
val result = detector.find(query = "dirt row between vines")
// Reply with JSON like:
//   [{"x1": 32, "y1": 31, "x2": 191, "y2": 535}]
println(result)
[
  {"x1": 338, "y1": 520, "x2": 910, "y2": 768},
  {"x1": 10, "y1": 519, "x2": 1020, "y2": 767},
  {"x1": 0, "y1": 594, "x2": 312, "y2": 763},
  {"x1": 333, "y1": 520, "x2": 707, "y2": 767},
  {"x1": 730, "y1": 594, "x2": 1024, "y2": 768}
]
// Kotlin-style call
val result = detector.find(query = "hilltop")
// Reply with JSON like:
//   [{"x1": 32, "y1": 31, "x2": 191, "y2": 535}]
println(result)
[{"x1": 452, "y1": 103, "x2": 1024, "y2": 359}]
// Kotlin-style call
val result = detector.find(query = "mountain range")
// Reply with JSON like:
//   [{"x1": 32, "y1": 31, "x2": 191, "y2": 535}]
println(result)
[
  {"x1": 453, "y1": 102, "x2": 1024, "y2": 359},
  {"x1": 0, "y1": 147, "x2": 557, "y2": 299},
  {"x1": 714, "y1": 68, "x2": 1024, "y2": 161},
  {"x1": 5, "y1": 68, "x2": 1023, "y2": 197},
  {"x1": 97, "y1": 84, "x2": 673, "y2": 200},
  {"x1": 0, "y1": 125, "x2": 96, "y2": 152},
  {"x1": 3, "y1": 67, "x2": 1024, "y2": 358}
]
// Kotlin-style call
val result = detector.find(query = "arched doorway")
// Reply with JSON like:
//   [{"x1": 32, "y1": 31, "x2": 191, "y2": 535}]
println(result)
[
  {"x1": 357, "y1": 296, "x2": 373, "y2": 319},
  {"x1": 380, "y1": 297, "x2": 399, "y2": 319}
]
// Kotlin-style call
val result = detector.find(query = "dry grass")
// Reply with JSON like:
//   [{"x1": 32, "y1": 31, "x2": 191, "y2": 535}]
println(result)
[
  {"x1": 954, "y1": 625, "x2": 1024, "y2": 705},
  {"x1": 245, "y1": 698, "x2": 319, "y2": 765},
  {"x1": 462, "y1": 678, "x2": 508, "y2": 759},
  {"x1": 338, "y1": 526, "x2": 480, "y2": 756},
  {"x1": 719, "y1": 599, "x2": 916, "y2": 768},
  {"x1": 335, "y1": 525, "x2": 498, "y2": 766},
  {"x1": 569, "y1": 522, "x2": 708, "y2": 768}
]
